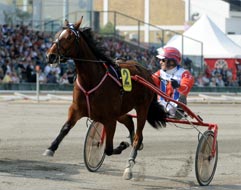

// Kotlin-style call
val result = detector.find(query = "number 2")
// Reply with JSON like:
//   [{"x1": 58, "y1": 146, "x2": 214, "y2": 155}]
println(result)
[{"x1": 123, "y1": 69, "x2": 130, "y2": 85}]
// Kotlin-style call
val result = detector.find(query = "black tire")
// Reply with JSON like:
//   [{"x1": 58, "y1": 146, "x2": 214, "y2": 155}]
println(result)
[
  {"x1": 83, "y1": 121, "x2": 106, "y2": 172},
  {"x1": 195, "y1": 130, "x2": 218, "y2": 186}
]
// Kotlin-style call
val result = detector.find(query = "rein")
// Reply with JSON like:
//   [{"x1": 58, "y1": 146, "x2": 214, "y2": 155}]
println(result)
[
  {"x1": 60, "y1": 55, "x2": 107, "y2": 63},
  {"x1": 76, "y1": 63, "x2": 122, "y2": 117}
]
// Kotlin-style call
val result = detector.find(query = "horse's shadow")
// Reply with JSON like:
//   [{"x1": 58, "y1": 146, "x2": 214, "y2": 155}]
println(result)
[
  {"x1": 96, "y1": 161, "x2": 195, "y2": 187},
  {"x1": 0, "y1": 159, "x2": 80, "y2": 182}
]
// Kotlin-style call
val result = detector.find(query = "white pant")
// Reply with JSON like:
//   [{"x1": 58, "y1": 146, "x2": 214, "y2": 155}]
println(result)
[
  {"x1": 159, "y1": 95, "x2": 187, "y2": 118},
  {"x1": 159, "y1": 100, "x2": 177, "y2": 117}
]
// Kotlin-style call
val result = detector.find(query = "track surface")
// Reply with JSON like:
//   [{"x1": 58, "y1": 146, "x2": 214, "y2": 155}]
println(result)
[{"x1": 0, "y1": 101, "x2": 241, "y2": 190}]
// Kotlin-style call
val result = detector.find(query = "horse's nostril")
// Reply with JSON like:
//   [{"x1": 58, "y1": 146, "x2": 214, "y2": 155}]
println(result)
[{"x1": 47, "y1": 54, "x2": 57, "y2": 63}]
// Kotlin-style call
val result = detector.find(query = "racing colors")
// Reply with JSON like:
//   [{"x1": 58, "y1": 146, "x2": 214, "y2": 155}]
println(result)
[{"x1": 152, "y1": 66, "x2": 194, "y2": 100}]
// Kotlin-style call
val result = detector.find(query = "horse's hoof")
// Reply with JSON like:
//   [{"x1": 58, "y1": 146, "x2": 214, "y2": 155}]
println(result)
[
  {"x1": 123, "y1": 168, "x2": 133, "y2": 180},
  {"x1": 120, "y1": 141, "x2": 130, "y2": 149},
  {"x1": 42, "y1": 149, "x2": 54, "y2": 157},
  {"x1": 138, "y1": 143, "x2": 144, "y2": 150}
]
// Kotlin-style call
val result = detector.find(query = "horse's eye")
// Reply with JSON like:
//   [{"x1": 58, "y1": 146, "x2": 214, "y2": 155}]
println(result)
[{"x1": 67, "y1": 36, "x2": 71, "y2": 40}]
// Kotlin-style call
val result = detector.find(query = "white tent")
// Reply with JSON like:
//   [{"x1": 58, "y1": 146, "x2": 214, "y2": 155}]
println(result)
[{"x1": 165, "y1": 14, "x2": 241, "y2": 59}]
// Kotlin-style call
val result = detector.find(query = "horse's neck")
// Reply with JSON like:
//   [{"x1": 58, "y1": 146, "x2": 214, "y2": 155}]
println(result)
[
  {"x1": 75, "y1": 61, "x2": 105, "y2": 89},
  {"x1": 75, "y1": 37, "x2": 107, "y2": 89}
]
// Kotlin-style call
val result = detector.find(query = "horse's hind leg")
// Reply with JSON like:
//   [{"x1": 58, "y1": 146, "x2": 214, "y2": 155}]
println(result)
[
  {"x1": 118, "y1": 114, "x2": 135, "y2": 145},
  {"x1": 43, "y1": 104, "x2": 81, "y2": 157},
  {"x1": 123, "y1": 109, "x2": 146, "y2": 180}
]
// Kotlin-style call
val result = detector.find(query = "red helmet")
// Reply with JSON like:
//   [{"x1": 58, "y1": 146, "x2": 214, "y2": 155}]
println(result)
[{"x1": 156, "y1": 47, "x2": 181, "y2": 64}]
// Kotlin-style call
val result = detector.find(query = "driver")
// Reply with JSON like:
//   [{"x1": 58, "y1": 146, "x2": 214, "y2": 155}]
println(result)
[{"x1": 152, "y1": 47, "x2": 194, "y2": 119}]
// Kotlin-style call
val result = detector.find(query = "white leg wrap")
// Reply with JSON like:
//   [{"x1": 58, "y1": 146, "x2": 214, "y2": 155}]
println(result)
[{"x1": 42, "y1": 149, "x2": 54, "y2": 157}]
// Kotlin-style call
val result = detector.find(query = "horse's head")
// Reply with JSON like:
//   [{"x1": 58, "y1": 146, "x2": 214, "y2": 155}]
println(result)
[{"x1": 46, "y1": 17, "x2": 83, "y2": 64}]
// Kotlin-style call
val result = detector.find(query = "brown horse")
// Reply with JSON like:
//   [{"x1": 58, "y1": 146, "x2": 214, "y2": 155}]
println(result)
[{"x1": 44, "y1": 17, "x2": 166, "y2": 179}]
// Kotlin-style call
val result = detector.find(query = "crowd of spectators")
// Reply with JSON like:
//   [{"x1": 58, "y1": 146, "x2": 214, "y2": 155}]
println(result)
[
  {"x1": 0, "y1": 24, "x2": 241, "y2": 88},
  {"x1": 194, "y1": 63, "x2": 241, "y2": 87},
  {"x1": 0, "y1": 24, "x2": 76, "y2": 85},
  {"x1": 0, "y1": 24, "x2": 158, "y2": 86}
]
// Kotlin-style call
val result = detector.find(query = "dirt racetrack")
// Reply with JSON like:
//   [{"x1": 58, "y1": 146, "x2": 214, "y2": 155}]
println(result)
[{"x1": 0, "y1": 100, "x2": 241, "y2": 190}]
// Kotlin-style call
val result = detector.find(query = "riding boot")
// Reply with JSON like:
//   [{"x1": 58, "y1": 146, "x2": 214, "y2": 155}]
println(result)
[{"x1": 175, "y1": 95, "x2": 187, "y2": 119}]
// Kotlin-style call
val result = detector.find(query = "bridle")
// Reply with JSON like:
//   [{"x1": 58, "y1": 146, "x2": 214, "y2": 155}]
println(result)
[
  {"x1": 52, "y1": 24, "x2": 81, "y2": 63},
  {"x1": 52, "y1": 24, "x2": 105, "y2": 63}
]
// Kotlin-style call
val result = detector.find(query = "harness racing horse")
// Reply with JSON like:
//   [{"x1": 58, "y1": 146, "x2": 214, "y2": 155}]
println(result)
[{"x1": 44, "y1": 17, "x2": 166, "y2": 179}]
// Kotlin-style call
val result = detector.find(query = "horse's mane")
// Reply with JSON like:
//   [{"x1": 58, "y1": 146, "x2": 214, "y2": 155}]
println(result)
[{"x1": 80, "y1": 27, "x2": 114, "y2": 65}]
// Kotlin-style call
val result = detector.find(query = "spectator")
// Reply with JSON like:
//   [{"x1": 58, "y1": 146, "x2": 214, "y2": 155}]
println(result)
[
  {"x1": 51, "y1": 65, "x2": 61, "y2": 81},
  {"x1": 209, "y1": 77, "x2": 216, "y2": 87},
  {"x1": 2, "y1": 71, "x2": 12, "y2": 83},
  {"x1": 237, "y1": 73, "x2": 241, "y2": 86},
  {"x1": 225, "y1": 76, "x2": 237, "y2": 87},
  {"x1": 26, "y1": 61, "x2": 36, "y2": 83},
  {"x1": 183, "y1": 57, "x2": 192, "y2": 72},
  {"x1": 222, "y1": 67, "x2": 232, "y2": 85},
  {"x1": 195, "y1": 73, "x2": 210, "y2": 87},
  {"x1": 44, "y1": 64, "x2": 52, "y2": 76},
  {"x1": 46, "y1": 71, "x2": 57, "y2": 84},
  {"x1": 0, "y1": 68, "x2": 4, "y2": 82},
  {"x1": 212, "y1": 66, "x2": 222, "y2": 77},
  {"x1": 215, "y1": 74, "x2": 225, "y2": 87},
  {"x1": 38, "y1": 69, "x2": 47, "y2": 84},
  {"x1": 59, "y1": 72, "x2": 69, "y2": 84},
  {"x1": 66, "y1": 67, "x2": 75, "y2": 84},
  {"x1": 204, "y1": 62, "x2": 212, "y2": 78},
  {"x1": 1, "y1": 59, "x2": 12, "y2": 75},
  {"x1": 11, "y1": 71, "x2": 20, "y2": 83},
  {"x1": 17, "y1": 59, "x2": 28, "y2": 82}
]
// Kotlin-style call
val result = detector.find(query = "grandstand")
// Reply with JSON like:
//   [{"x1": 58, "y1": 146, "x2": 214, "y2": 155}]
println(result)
[{"x1": 0, "y1": 1, "x2": 241, "y2": 92}]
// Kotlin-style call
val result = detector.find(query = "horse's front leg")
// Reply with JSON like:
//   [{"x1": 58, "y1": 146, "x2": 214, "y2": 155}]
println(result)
[
  {"x1": 110, "y1": 114, "x2": 135, "y2": 155},
  {"x1": 104, "y1": 121, "x2": 116, "y2": 156},
  {"x1": 43, "y1": 104, "x2": 82, "y2": 157}
]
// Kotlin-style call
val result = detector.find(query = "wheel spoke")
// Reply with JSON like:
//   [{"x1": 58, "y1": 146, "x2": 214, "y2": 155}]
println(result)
[
  {"x1": 83, "y1": 121, "x2": 106, "y2": 172},
  {"x1": 195, "y1": 131, "x2": 218, "y2": 186}
]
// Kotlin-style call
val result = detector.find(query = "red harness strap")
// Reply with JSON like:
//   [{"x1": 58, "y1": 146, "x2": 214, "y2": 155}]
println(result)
[{"x1": 76, "y1": 63, "x2": 122, "y2": 117}]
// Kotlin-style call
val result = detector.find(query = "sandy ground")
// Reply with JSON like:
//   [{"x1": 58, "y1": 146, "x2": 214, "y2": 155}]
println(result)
[{"x1": 0, "y1": 101, "x2": 241, "y2": 190}]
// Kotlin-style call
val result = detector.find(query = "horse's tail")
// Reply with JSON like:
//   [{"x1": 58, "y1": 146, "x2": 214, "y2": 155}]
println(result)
[{"x1": 147, "y1": 95, "x2": 167, "y2": 128}]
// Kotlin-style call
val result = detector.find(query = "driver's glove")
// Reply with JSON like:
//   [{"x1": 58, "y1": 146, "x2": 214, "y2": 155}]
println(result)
[{"x1": 171, "y1": 79, "x2": 180, "y2": 89}]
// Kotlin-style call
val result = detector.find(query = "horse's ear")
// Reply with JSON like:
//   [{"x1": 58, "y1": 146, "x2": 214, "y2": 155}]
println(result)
[
  {"x1": 75, "y1": 16, "x2": 83, "y2": 29},
  {"x1": 64, "y1": 19, "x2": 69, "y2": 27}
]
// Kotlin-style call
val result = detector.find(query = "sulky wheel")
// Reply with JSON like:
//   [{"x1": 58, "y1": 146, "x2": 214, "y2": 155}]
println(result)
[
  {"x1": 195, "y1": 130, "x2": 218, "y2": 186},
  {"x1": 83, "y1": 121, "x2": 106, "y2": 172}
]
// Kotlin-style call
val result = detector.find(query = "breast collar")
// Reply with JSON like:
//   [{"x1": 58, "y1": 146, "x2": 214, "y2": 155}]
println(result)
[{"x1": 76, "y1": 63, "x2": 122, "y2": 117}]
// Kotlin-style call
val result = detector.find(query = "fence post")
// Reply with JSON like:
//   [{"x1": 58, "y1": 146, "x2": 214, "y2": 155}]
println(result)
[
  {"x1": 138, "y1": 21, "x2": 140, "y2": 47},
  {"x1": 162, "y1": 29, "x2": 164, "y2": 46},
  {"x1": 201, "y1": 42, "x2": 204, "y2": 73},
  {"x1": 89, "y1": 11, "x2": 92, "y2": 29},
  {"x1": 36, "y1": 65, "x2": 40, "y2": 103},
  {"x1": 114, "y1": 11, "x2": 117, "y2": 37}
]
